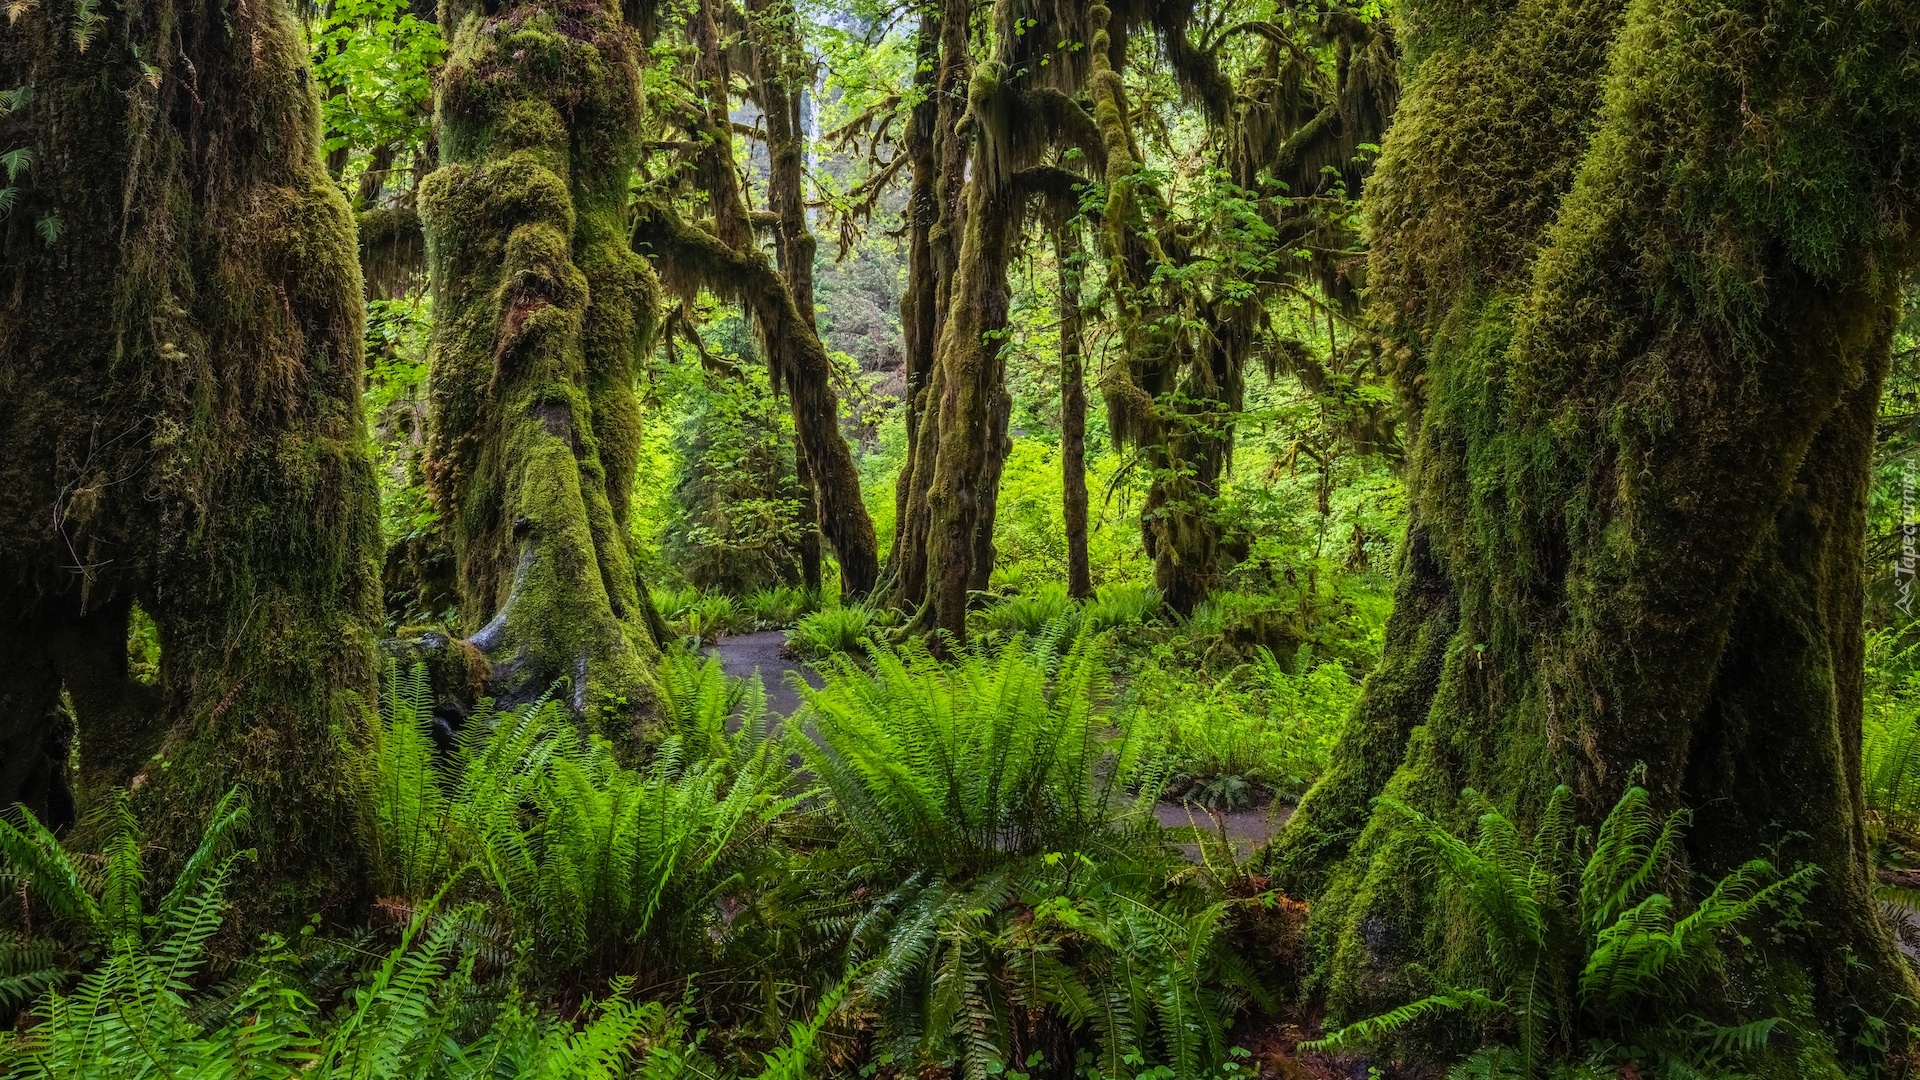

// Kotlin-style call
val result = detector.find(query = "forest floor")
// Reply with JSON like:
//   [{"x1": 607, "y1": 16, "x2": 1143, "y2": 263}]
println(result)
[{"x1": 706, "y1": 632, "x2": 1292, "y2": 861}]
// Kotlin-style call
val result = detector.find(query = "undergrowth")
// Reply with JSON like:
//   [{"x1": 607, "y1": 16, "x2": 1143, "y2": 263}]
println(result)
[{"x1": 1304, "y1": 786, "x2": 1819, "y2": 1079}]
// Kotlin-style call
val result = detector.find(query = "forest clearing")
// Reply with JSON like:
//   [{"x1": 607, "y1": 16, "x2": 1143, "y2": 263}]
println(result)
[{"x1": 5, "y1": 0, "x2": 1920, "y2": 1076}]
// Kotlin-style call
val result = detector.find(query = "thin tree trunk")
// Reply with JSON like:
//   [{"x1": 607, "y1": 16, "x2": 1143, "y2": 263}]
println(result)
[
  {"x1": 891, "y1": 12, "x2": 942, "y2": 580},
  {"x1": 1056, "y1": 217, "x2": 1092, "y2": 600},
  {"x1": 1272, "y1": 0, "x2": 1920, "y2": 1048},
  {"x1": 421, "y1": 0, "x2": 664, "y2": 719},
  {"x1": 890, "y1": 0, "x2": 973, "y2": 615},
  {"x1": 748, "y1": 20, "x2": 827, "y2": 597},
  {"x1": 794, "y1": 434, "x2": 824, "y2": 594},
  {"x1": 0, "y1": 0, "x2": 381, "y2": 911}
]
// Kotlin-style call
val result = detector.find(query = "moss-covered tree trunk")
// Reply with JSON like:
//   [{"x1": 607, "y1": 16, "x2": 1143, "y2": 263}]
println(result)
[
  {"x1": 748, "y1": 3, "x2": 827, "y2": 596},
  {"x1": 0, "y1": 0, "x2": 381, "y2": 910},
  {"x1": 1270, "y1": 0, "x2": 1920, "y2": 1051},
  {"x1": 421, "y1": 0, "x2": 666, "y2": 717},
  {"x1": 891, "y1": 13, "x2": 944, "y2": 579},
  {"x1": 1055, "y1": 215, "x2": 1092, "y2": 601},
  {"x1": 888, "y1": 0, "x2": 974, "y2": 614}
]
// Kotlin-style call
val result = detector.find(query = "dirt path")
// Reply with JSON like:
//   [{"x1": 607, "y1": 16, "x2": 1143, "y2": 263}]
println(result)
[
  {"x1": 704, "y1": 631, "x2": 1293, "y2": 857},
  {"x1": 707, "y1": 630, "x2": 821, "y2": 718},
  {"x1": 1155, "y1": 802, "x2": 1294, "y2": 862}
]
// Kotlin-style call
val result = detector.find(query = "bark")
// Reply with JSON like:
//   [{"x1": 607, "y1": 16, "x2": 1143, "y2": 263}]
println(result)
[
  {"x1": 890, "y1": 12, "x2": 943, "y2": 577},
  {"x1": 889, "y1": 0, "x2": 974, "y2": 613},
  {"x1": 0, "y1": 0, "x2": 381, "y2": 912},
  {"x1": 1270, "y1": 0, "x2": 1920, "y2": 1052},
  {"x1": 1055, "y1": 215, "x2": 1092, "y2": 601},
  {"x1": 896, "y1": 62, "x2": 1030, "y2": 641},
  {"x1": 794, "y1": 435, "x2": 824, "y2": 594},
  {"x1": 421, "y1": 0, "x2": 664, "y2": 719},
  {"x1": 746, "y1": 8, "x2": 827, "y2": 596}
]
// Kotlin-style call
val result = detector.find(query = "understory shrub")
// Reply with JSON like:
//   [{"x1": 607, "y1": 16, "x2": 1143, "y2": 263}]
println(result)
[
  {"x1": 1129, "y1": 646, "x2": 1357, "y2": 809},
  {"x1": 1083, "y1": 581, "x2": 1162, "y2": 633},
  {"x1": 746, "y1": 585, "x2": 815, "y2": 629},
  {"x1": 358, "y1": 659, "x2": 798, "y2": 981},
  {"x1": 980, "y1": 582, "x2": 1080, "y2": 638},
  {"x1": 787, "y1": 603, "x2": 876, "y2": 659},
  {"x1": 0, "y1": 796, "x2": 835, "y2": 1079}
]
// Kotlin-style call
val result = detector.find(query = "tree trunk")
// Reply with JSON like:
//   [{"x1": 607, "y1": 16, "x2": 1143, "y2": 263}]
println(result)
[
  {"x1": 1055, "y1": 216, "x2": 1092, "y2": 601},
  {"x1": 889, "y1": 0, "x2": 974, "y2": 615},
  {"x1": 891, "y1": 11, "x2": 943, "y2": 582},
  {"x1": 421, "y1": 0, "x2": 664, "y2": 719},
  {"x1": 1270, "y1": 0, "x2": 1920, "y2": 1049},
  {"x1": 794, "y1": 433, "x2": 824, "y2": 595},
  {"x1": 748, "y1": 20, "x2": 827, "y2": 598},
  {"x1": 0, "y1": 0, "x2": 381, "y2": 911}
]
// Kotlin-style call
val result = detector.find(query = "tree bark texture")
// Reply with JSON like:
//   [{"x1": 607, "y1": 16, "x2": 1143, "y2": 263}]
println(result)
[
  {"x1": 1269, "y1": 0, "x2": 1920, "y2": 1048},
  {"x1": 0, "y1": 0, "x2": 382, "y2": 911},
  {"x1": 1056, "y1": 216, "x2": 1093, "y2": 601},
  {"x1": 421, "y1": 0, "x2": 665, "y2": 719}
]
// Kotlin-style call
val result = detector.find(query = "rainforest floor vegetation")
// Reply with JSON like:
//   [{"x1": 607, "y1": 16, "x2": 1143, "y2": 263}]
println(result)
[{"x1": 9, "y1": 0, "x2": 1920, "y2": 1077}]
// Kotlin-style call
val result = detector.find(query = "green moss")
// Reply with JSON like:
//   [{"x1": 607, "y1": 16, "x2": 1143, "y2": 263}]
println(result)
[
  {"x1": 421, "y1": 0, "x2": 662, "y2": 725},
  {"x1": 0, "y1": 0, "x2": 384, "y2": 919},
  {"x1": 1274, "y1": 0, "x2": 1920, "y2": 1060}
]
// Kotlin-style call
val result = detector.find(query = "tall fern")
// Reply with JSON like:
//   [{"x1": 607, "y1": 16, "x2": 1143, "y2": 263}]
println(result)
[
  {"x1": 358, "y1": 661, "x2": 799, "y2": 979},
  {"x1": 798, "y1": 633, "x2": 1163, "y2": 875},
  {"x1": 2, "y1": 876, "x2": 819, "y2": 1079},
  {"x1": 797, "y1": 632, "x2": 1253, "y2": 1078}
]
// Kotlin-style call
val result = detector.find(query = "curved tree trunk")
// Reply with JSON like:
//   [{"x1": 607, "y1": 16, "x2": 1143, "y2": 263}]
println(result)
[
  {"x1": 421, "y1": 0, "x2": 665, "y2": 718},
  {"x1": 748, "y1": 8, "x2": 827, "y2": 596},
  {"x1": 0, "y1": 0, "x2": 381, "y2": 911},
  {"x1": 1271, "y1": 0, "x2": 1920, "y2": 1047}
]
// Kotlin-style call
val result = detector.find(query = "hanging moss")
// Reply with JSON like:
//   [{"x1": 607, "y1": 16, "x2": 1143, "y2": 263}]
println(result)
[
  {"x1": 420, "y1": 0, "x2": 665, "y2": 722},
  {"x1": 630, "y1": 0, "x2": 879, "y2": 600},
  {"x1": 1271, "y1": 0, "x2": 1920, "y2": 1059},
  {"x1": 0, "y1": 0, "x2": 383, "y2": 917}
]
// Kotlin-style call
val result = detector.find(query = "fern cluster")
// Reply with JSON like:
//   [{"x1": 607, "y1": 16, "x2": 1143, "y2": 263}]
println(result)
[
  {"x1": 5, "y1": 638, "x2": 1261, "y2": 1078},
  {"x1": 0, "y1": 797, "x2": 838, "y2": 1079},
  {"x1": 795, "y1": 633, "x2": 1258, "y2": 1078},
  {"x1": 358, "y1": 654, "x2": 798, "y2": 980},
  {"x1": 787, "y1": 603, "x2": 878, "y2": 659},
  {"x1": 1305, "y1": 786, "x2": 1816, "y2": 1078}
]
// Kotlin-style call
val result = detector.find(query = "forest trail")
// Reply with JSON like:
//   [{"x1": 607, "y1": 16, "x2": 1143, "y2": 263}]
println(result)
[
  {"x1": 707, "y1": 630, "x2": 820, "y2": 718},
  {"x1": 705, "y1": 632, "x2": 1291, "y2": 859}
]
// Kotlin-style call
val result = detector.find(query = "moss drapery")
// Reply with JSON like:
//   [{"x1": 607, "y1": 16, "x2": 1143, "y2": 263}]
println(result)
[
  {"x1": 0, "y1": 0, "x2": 381, "y2": 912},
  {"x1": 1271, "y1": 0, "x2": 1920, "y2": 1055},
  {"x1": 421, "y1": 0, "x2": 665, "y2": 719}
]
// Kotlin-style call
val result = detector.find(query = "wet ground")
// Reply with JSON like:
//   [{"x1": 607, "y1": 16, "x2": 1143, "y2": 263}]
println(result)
[
  {"x1": 705, "y1": 630, "x2": 1292, "y2": 859},
  {"x1": 706, "y1": 630, "x2": 820, "y2": 718}
]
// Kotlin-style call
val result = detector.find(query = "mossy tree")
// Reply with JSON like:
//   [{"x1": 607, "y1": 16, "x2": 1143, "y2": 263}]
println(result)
[
  {"x1": 1271, "y1": 0, "x2": 1920, "y2": 1060},
  {"x1": 0, "y1": 0, "x2": 382, "y2": 912},
  {"x1": 1084, "y1": 3, "x2": 1396, "y2": 614},
  {"x1": 880, "y1": 0, "x2": 1395, "y2": 636},
  {"x1": 420, "y1": 0, "x2": 669, "y2": 717},
  {"x1": 628, "y1": 0, "x2": 880, "y2": 600}
]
